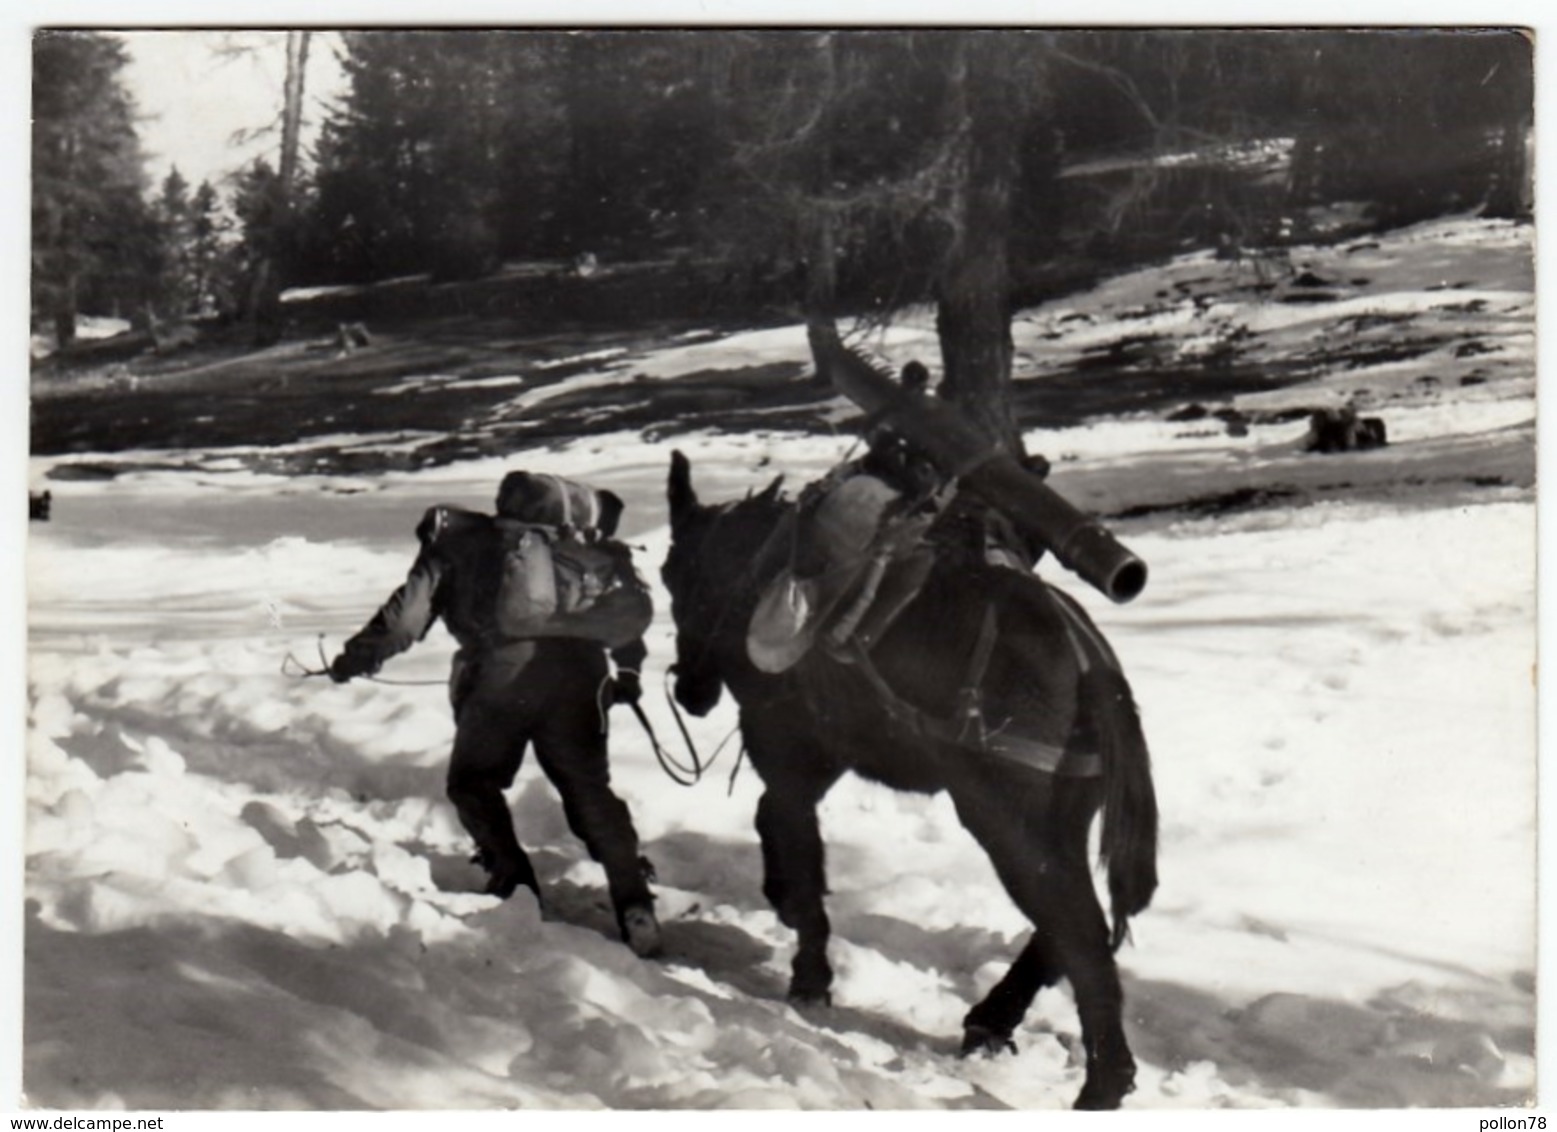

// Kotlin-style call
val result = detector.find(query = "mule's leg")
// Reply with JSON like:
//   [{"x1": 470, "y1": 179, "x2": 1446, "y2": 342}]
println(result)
[
  {"x1": 951, "y1": 775, "x2": 1136, "y2": 1110},
  {"x1": 961, "y1": 933, "x2": 1061, "y2": 1056},
  {"x1": 1042, "y1": 853, "x2": 1136, "y2": 1109},
  {"x1": 750, "y1": 746, "x2": 843, "y2": 1006}
]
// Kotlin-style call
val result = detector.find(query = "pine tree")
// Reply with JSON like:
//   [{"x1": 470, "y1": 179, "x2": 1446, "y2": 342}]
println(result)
[
  {"x1": 188, "y1": 181, "x2": 231, "y2": 316},
  {"x1": 309, "y1": 30, "x2": 728, "y2": 277},
  {"x1": 32, "y1": 31, "x2": 154, "y2": 347},
  {"x1": 1276, "y1": 30, "x2": 1533, "y2": 227},
  {"x1": 226, "y1": 159, "x2": 285, "y2": 329},
  {"x1": 155, "y1": 167, "x2": 196, "y2": 316},
  {"x1": 312, "y1": 31, "x2": 521, "y2": 279}
]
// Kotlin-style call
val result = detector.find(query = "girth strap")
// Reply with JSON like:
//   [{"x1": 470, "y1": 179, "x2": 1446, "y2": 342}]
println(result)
[
  {"x1": 1047, "y1": 585, "x2": 1122, "y2": 675},
  {"x1": 838, "y1": 604, "x2": 1102, "y2": 778},
  {"x1": 955, "y1": 603, "x2": 1001, "y2": 745}
]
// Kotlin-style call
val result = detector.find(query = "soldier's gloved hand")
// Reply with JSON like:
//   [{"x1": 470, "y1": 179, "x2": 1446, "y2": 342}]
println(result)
[
  {"x1": 328, "y1": 652, "x2": 367, "y2": 684},
  {"x1": 612, "y1": 669, "x2": 642, "y2": 706},
  {"x1": 1022, "y1": 453, "x2": 1052, "y2": 481}
]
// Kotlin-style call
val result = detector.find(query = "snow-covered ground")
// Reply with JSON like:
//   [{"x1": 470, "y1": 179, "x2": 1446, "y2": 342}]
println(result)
[{"x1": 20, "y1": 217, "x2": 1537, "y2": 1111}]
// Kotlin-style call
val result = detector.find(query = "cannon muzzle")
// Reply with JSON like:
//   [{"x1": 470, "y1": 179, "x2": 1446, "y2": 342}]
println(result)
[
  {"x1": 817, "y1": 323, "x2": 1147, "y2": 603},
  {"x1": 962, "y1": 457, "x2": 1148, "y2": 603}
]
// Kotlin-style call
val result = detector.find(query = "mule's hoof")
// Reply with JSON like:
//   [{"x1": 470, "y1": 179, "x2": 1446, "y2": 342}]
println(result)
[
  {"x1": 1072, "y1": 1064, "x2": 1136, "y2": 1111},
  {"x1": 960, "y1": 1025, "x2": 1018, "y2": 1059},
  {"x1": 1072, "y1": 1086, "x2": 1122, "y2": 1111},
  {"x1": 621, "y1": 904, "x2": 664, "y2": 959},
  {"x1": 485, "y1": 871, "x2": 537, "y2": 900},
  {"x1": 787, "y1": 988, "x2": 832, "y2": 1009}
]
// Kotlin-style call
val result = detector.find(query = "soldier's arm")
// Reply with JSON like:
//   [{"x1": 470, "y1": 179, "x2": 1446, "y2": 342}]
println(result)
[
  {"x1": 606, "y1": 542, "x2": 650, "y2": 696},
  {"x1": 330, "y1": 510, "x2": 449, "y2": 682},
  {"x1": 609, "y1": 637, "x2": 648, "y2": 674}
]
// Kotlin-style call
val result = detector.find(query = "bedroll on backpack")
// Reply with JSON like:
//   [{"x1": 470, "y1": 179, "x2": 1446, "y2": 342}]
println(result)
[
  {"x1": 495, "y1": 521, "x2": 652, "y2": 649},
  {"x1": 494, "y1": 471, "x2": 624, "y2": 538}
]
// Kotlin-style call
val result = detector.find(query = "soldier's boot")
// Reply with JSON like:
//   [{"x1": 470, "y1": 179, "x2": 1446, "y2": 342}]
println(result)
[
  {"x1": 619, "y1": 901, "x2": 664, "y2": 959},
  {"x1": 471, "y1": 845, "x2": 541, "y2": 902}
]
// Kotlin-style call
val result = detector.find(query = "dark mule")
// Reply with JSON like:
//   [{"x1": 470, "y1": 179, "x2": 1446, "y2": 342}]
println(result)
[{"x1": 663, "y1": 451, "x2": 1158, "y2": 1109}]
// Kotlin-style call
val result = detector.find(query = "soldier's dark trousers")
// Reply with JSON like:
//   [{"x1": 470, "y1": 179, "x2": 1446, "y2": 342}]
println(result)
[{"x1": 445, "y1": 642, "x2": 651, "y2": 926}]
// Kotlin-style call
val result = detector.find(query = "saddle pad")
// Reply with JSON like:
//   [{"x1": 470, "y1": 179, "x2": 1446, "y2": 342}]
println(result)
[{"x1": 983, "y1": 732, "x2": 1103, "y2": 778}]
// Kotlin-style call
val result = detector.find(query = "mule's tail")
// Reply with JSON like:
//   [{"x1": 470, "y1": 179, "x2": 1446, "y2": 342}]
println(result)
[{"x1": 1080, "y1": 662, "x2": 1158, "y2": 951}]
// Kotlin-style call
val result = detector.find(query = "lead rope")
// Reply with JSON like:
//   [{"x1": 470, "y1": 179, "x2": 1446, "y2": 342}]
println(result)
[
  {"x1": 280, "y1": 635, "x2": 333, "y2": 679},
  {"x1": 281, "y1": 635, "x2": 444, "y2": 686},
  {"x1": 659, "y1": 677, "x2": 707, "y2": 786},
  {"x1": 595, "y1": 667, "x2": 705, "y2": 787},
  {"x1": 660, "y1": 670, "x2": 746, "y2": 789},
  {"x1": 651, "y1": 494, "x2": 785, "y2": 790}
]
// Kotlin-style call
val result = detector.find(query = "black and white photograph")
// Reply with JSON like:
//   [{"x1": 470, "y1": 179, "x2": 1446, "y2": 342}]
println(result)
[{"x1": 17, "y1": 19, "x2": 1539, "y2": 1114}]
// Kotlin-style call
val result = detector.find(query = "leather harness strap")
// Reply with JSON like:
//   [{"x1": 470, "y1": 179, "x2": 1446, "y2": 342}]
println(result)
[
  {"x1": 955, "y1": 603, "x2": 1001, "y2": 745},
  {"x1": 840, "y1": 601, "x2": 1103, "y2": 779},
  {"x1": 1047, "y1": 585, "x2": 1123, "y2": 674}
]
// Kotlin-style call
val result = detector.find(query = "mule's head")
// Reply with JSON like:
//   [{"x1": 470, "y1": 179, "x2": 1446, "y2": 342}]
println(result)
[{"x1": 662, "y1": 450, "x2": 785, "y2": 716}]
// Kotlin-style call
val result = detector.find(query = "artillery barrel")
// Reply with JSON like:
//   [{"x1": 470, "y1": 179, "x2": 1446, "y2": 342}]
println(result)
[
  {"x1": 962, "y1": 457, "x2": 1148, "y2": 603},
  {"x1": 825, "y1": 343, "x2": 1147, "y2": 603}
]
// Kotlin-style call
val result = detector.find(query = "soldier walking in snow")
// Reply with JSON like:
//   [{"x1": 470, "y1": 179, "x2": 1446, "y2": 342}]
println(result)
[{"x1": 327, "y1": 470, "x2": 663, "y2": 958}]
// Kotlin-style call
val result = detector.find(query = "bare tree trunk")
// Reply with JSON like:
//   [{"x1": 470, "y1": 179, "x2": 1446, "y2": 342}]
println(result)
[
  {"x1": 1288, "y1": 133, "x2": 1320, "y2": 206},
  {"x1": 797, "y1": 36, "x2": 842, "y2": 387},
  {"x1": 249, "y1": 30, "x2": 311, "y2": 346},
  {"x1": 278, "y1": 31, "x2": 309, "y2": 196},
  {"x1": 52, "y1": 271, "x2": 78, "y2": 349},
  {"x1": 52, "y1": 207, "x2": 79, "y2": 348},
  {"x1": 1484, "y1": 118, "x2": 1532, "y2": 220},
  {"x1": 51, "y1": 128, "x2": 81, "y2": 348},
  {"x1": 935, "y1": 33, "x2": 1025, "y2": 457},
  {"x1": 802, "y1": 200, "x2": 841, "y2": 386}
]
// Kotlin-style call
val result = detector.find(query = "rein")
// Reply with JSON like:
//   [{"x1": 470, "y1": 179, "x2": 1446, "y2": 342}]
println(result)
[
  {"x1": 654, "y1": 496, "x2": 791, "y2": 791},
  {"x1": 654, "y1": 669, "x2": 745, "y2": 789},
  {"x1": 634, "y1": 698, "x2": 702, "y2": 786},
  {"x1": 632, "y1": 681, "x2": 703, "y2": 787}
]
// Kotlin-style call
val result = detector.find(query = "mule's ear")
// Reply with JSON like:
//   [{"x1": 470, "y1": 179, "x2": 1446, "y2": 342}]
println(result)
[
  {"x1": 595, "y1": 490, "x2": 625, "y2": 538},
  {"x1": 668, "y1": 450, "x2": 698, "y2": 528},
  {"x1": 756, "y1": 474, "x2": 785, "y2": 502}
]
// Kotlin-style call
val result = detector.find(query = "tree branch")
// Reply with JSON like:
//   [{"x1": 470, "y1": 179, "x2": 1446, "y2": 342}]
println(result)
[{"x1": 1043, "y1": 42, "x2": 1162, "y2": 133}]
